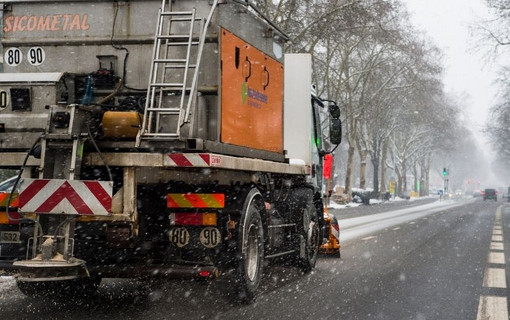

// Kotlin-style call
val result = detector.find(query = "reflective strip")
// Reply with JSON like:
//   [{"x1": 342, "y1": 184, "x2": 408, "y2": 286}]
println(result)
[
  {"x1": 167, "y1": 154, "x2": 213, "y2": 167},
  {"x1": 331, "y1": 217, "x2": 340, "y2": 240},
  {"x1": 19, "y1": 179, "x2": 112, "y2": 215},
  {"x1": 0, "y1": 193, "x2": 19, "y2": 208},
  {"x1": 169, "y1": 213, "x2": 217, "y2": 226},
  {"x1": 167, "y1": 193, "x2": 225, "y2": 208},
  {"x1": 331, "y1": 223, "x2": 340, "y2": 240}
]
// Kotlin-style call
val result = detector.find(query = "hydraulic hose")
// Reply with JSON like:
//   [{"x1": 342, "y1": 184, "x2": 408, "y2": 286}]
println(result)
[{"x1": 5, "y1": 133, "x2": 45, "y2": 237}]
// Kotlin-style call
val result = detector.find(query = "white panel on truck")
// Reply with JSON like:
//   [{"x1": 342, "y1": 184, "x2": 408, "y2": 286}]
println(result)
[{"x1": 284, "y1": 54, "x2": 312, "y2": 167}]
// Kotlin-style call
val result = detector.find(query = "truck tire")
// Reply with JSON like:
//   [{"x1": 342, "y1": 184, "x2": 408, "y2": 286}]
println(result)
[
  {"x1": 17, "y1": 277, "x2": 101, "y2": 298},
  {"x1": 233, "y1": 188, "x2": 265, "y2": 303},
  {"x1": 298, "y1": 201, "x2": 320, "y2": 272},
  {"x1": 288, "y1": 188, "x2": 320, "y2": 272}
]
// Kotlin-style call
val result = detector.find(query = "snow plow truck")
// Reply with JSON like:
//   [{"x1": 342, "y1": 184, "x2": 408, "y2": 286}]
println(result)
[{"x1": 0, "y1": 0, "x2": 341, "y2": 302}]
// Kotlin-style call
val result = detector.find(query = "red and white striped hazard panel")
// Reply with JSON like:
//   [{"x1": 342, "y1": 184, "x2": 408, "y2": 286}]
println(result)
[
  {"x1": 19, "y1": 179, "x2": 112, "y2": 216},
  {"x1": 331, "y1": 221, "x2": 340, "y2": 241},
  {"x1": 165, "y1": 153, "x2": 221, "y2": 167}
]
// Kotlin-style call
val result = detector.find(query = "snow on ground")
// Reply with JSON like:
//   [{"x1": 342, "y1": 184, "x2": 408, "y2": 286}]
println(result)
[
  {"x1": 0, "y1": 276, "x2": 16, "y2": 297},
  {"x1": 338, "y1": 199, "x2": 467, "y2": 242},
  {"x1": 328, "y1": 196, "x2": 426, "y2": 210}
]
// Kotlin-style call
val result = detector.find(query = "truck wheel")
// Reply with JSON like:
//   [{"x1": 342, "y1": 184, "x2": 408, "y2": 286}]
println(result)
[
  {"x1": 17, "y1": 277, "x2": 101, "y2": 298},
  {"x1": 298, "y1": 202, "x2": 320, "y2": 272},
  {"x1": 233, "y1": 189, "x2": 264, "y2": 303}
]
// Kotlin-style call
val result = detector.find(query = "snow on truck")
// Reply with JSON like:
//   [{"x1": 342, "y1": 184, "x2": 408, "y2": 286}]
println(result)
[{"x1": 0, "y1": 0, "x2": 341, "y2": 301}]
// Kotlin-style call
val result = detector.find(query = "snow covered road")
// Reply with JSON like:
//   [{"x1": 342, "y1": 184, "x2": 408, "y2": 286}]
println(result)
[{"x1": 338, "y1": 199, "x2": 474, "y2": 242}]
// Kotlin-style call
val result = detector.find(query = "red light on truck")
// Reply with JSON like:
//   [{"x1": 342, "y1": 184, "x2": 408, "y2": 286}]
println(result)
[
  {"x1": 169, "y1": 213, "x2": 217, "y2": 226},
  {"x1": 0, "y1": 211, "x2": 20, "y2": 224},
  {"x1": 199, "y1": 270, "x2": 211, "y2": 278}
]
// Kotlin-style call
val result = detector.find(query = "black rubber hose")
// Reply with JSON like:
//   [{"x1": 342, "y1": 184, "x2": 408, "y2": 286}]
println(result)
[{"x1": 5, "y1": 133, "x2": 45, "y2": 237}]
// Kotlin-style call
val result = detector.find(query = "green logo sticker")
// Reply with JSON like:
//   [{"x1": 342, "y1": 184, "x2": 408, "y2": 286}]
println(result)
[{"x1": 241, "y1": 82, "x2": 248, "y2": 105}]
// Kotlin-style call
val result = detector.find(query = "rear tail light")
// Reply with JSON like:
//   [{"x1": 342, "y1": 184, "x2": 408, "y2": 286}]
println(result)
[
  {"x1": 0, "y1": 211, "x2": 20, "y2": 224},
  {"x1": 169, "y1": 212, "x2": 217, "y2": 226},
  {"x1": 199, "y1": 270, "x2": 211, "y2": 278}
]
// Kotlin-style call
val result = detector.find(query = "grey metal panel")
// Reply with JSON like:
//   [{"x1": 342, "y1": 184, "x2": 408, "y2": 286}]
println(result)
[
  {"x1": 1, "y1": 0, "x2": 160, "y2": 88},
  {"x1": 0, "y1": 72, "x2": 63, "y2": 82},
  {"x1": 0, "y1": 152, "x2": 39, "y2": 166},
  {"x1": 1, "y1": 0, "x2": 111, "y2": 3},
  {"x1": 217, "y1": 2, "x2": 285, "y2": 62},
  {"x1": 0, "y1": 113, "x2": 48, "y2": 131},
  {"x1": 82, "y1": 152, "x2": 304, "y2": 174},
  {"x1": 0, "y1": 0, "x2": 289, "y2": 162},
  {"x1": 0, "y1": 132, "x2": 46, "y2": 150},
  {"x1": 2, "y1": 1, "x2": 160, "y2": 40},
  {"x1": 83, "y1": 152, "x2": 164, "y2": 167},
  {"x1": 203, "y1": 140, "x2": 285, "y2": 162}
]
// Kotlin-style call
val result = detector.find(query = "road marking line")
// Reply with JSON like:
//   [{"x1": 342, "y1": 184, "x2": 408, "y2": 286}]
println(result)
[
  {"x1": 491, "y1": 242, "x2": 504, "y2": 250},
  {"x1": 483, "y1": 268, "x2": 506, "y2": 288},
  {"x1": 492, "y1": 235, "x2": 503, "y2": 242},
  {"x1": 392, "y1": 227, "x2": 400, "y2": 231},
  {"x1": 477, "y1": 206, "x2": 507, "y2": 320},
  {"x1": 488, "y1": 252, "x2": 505, "y2": 264},
  {"x1": 361, "y1": 236, "x2": 376, "y2": 241},
  {"x1": 476, "y1": 296, "x2": 508, "y2": 320}
]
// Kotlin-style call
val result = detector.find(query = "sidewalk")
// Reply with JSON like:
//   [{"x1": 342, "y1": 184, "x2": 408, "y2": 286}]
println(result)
[{"x1": 327, "y1": 196, "x2": 438, "y2": 219}]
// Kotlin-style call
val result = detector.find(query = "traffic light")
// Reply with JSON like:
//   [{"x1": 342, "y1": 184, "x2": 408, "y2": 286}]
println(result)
[{"x1": 443, "y1": 168, "x2": 447, "y2": 176}]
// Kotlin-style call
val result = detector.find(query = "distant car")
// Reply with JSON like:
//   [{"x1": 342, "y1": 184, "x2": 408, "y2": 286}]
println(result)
[
  {"x1": 400, "y1": 191, "x2": 411, "y2": 200},
  {"x1": 483, "y1": 188, "x2": 497, "y2": 201},
  {"x1": 473, "y1": 190, "x2": 482, "y2": 197},
  {"x1": 455, "y1": 190, "x2": 463, "y2": 196},
  {"x1": 0, "y1": 176, "x2": 16, "y2": 192}
]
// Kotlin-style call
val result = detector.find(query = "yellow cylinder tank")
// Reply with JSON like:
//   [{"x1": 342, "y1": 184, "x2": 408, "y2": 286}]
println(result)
[{"x1": 101, "y1": 111, "x2": 141, "y2": 139}]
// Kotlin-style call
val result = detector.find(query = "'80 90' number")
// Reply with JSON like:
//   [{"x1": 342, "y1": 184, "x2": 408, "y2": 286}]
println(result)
[{"x1": 4, "y1": 47, "x2": 46, "y2": 67}]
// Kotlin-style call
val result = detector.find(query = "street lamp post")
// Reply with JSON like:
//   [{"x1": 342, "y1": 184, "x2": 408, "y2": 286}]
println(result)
[{"x1": 443, "y1": 167, "x2": 449, "y2": 197}]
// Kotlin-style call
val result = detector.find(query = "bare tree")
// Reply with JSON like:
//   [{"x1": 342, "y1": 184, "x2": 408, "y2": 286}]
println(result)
[{"x1": 250, "y1": 0, "x2": 468, "y2": 198}]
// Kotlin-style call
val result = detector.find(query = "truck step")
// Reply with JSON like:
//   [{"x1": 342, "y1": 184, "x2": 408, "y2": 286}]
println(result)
[
  {"x1": 160, "y1": 11, "x2": 194, "y2": 16},
  {"x1": 145, "y1": 108, "x2": 181, "y2": 113}
]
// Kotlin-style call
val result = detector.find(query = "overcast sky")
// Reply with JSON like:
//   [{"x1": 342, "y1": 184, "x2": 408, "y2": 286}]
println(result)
[
  {"x1": 402, "y1": 0, "x2": 510, "y2": 186},
  {"x1": 402, "y1": 0, "x2": 498, "y2": 135}
]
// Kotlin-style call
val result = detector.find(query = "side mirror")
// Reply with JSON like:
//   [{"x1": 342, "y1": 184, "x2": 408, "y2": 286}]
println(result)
[
  {"x1": 330, "y1": 118, "x2": 342, "y2": 145},
  {"x1": 329, "y1": 104, "x2": 340, "y2": 119}
]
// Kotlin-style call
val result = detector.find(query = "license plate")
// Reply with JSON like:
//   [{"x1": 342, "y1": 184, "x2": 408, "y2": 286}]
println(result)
[{"x1": 0, "y1": 231, "x2": 21, "y2": 243}]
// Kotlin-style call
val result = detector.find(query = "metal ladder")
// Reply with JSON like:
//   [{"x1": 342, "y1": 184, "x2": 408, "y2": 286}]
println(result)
[{"x1": 136, "y1": 0, "x2": 218, "y2": 146}]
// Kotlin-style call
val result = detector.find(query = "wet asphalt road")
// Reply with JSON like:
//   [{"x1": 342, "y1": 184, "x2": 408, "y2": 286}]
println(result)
[{"x1": 0, "y1": 197, "x2": 505, "y2": 320}]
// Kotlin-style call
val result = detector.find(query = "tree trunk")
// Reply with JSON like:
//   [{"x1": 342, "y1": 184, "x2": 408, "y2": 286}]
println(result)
[
  {"x1": 412, "y1": 163, "x2": 418, "y2": 193},
  {"x1": 420, "y1": 154, "x2": 431, "y2": 196},
  {"x1": 359, "y1": 149, "x2": 367, "y2": 190},
  {"x1": 345, "y1": 142, "x2": 355, "y2": 194},
  {"x1": 419, "y1": 164, "x2": 426, "y2": 196},
  {"x1": 396, "y1": 167, "x2": 403, "y2": 196},
  {"x1": 371, "y1": 139, "x2": 381, "y2": 195},
  {"x1": 380, "y1": 139, "x2": 388, "y2": 194},
  {"x1": 372, "y1": 160, "x2": 380, "y2": 195},
  {"x1": 401, "y1": 162, "x2": 407, "y2": 193}
]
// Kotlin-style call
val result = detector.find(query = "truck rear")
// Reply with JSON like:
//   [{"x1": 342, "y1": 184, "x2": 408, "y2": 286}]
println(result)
[{"x1": 0, "y1": 0, "x2": 341, "y2": 301}]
